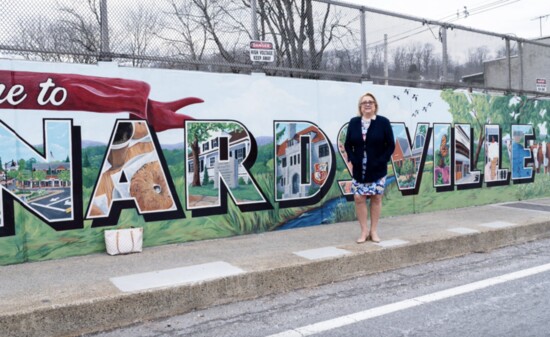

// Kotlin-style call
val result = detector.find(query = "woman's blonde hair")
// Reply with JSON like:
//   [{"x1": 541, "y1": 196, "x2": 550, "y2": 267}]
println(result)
[{"x1": 357, "y1": 92, "x2": 378, "y2": 116}]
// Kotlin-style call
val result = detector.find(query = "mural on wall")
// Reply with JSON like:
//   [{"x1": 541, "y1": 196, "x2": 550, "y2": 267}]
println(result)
[
  {"x1": 87, "y1": 120, "x2": 183, "y2": 226},
  {"x1": 275, "y1": 121, "x2": 335, "y2": 208},
  {"x1": 389, "y1": 123, "x2": 431, "y2": 195},
  {"x1": 184, "y1": 120, "x2": 271, "y2": 216},
  {"x1": 433, "y1": 124, "x2": 452, "y2": 188},
  {"x1": 1, "y1": 61, "x2": 550, "y2": 265},
  {"x1": 0, "y1": 120, "x2": 75, "y2": 222}
]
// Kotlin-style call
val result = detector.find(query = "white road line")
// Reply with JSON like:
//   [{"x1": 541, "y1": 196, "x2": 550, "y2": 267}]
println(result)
[
  {"x1": 50, "y1": 196, "x2": 71, "y2": 206},
  {"x1": 31, "y1": 202, "x2": 66, "y2": 212},
  {"x1": 267, "y1": 263, "x2": 550, "y2": 337}
]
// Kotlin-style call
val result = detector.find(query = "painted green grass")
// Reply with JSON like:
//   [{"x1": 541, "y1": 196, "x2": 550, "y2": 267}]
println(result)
[
  {"x1": 188, "y1": 184, "x2": 218, "y2": 197},
  {"x1": 2, "y1": 163, "x2": 550, "y2": 265},
  {"x1": 310, "y1": 170, "x2": 550, "y2": 224}
]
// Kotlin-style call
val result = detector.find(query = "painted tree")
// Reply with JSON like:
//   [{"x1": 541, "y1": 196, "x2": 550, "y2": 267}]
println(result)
[
  {"x1": 25, "y1": 158, "x2": 37, "y2": 171},
  {"x1": 33, "y1": 170, "x2": 47, "y2": 184},
  {"x1": 18, "y1": 159, "x2": 26, "y2": 172},
  {"x1": 7, "y1": 170, "x2": 19, "y2": 180},
  {"x1": 441, "y1": 90, "x2": 492, "y2": 169},
  {"x1": 187, "y1": 122, "x2": 243, "y2": 187},
  {"x1": 441, "y1": 90, "x2": 550, "y2": 169},
  {"x1": 58, "y1": 170, "x2": 71, "y2": 185},
  {"x1": 83, "y1": 151, "x2": 91, "y2": 168},
  {"x1": 418, "y1": 124, "x2": 428, "y2": 142}
]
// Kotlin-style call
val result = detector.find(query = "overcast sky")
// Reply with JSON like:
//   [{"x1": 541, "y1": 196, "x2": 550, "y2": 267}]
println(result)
[{"x1": 344, "y1": 0, "x2": 550, "y2": 39}]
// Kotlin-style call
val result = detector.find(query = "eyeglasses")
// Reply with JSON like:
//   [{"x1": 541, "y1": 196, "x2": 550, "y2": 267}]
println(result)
[{"x1": 360, "y1": 101, "x2": 375, "y2": 106}]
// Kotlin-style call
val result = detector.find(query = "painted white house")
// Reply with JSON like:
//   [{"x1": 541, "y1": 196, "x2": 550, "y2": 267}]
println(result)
[
  {"x1": 454, "y1": 125, "x2": 480, "y2": 183},
  {"x1": 187, "y1": 129, "x2": 251, "y2": 188},
  {"x1": 276, "y1": 124, "x2": 330, "y2": 199}
]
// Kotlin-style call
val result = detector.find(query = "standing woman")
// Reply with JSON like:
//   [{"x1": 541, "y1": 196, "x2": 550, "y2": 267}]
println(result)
[{"x1": 344, "y1": 93, "x2": 395, "y2": 243}]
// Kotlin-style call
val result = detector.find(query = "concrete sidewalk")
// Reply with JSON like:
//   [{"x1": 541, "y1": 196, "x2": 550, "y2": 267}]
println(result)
[{"x1": 2, "y1": 198, "x2": 550, "y2": 337}]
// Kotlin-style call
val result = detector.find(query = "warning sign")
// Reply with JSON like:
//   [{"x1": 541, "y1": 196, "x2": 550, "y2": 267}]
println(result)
[
  {"x1": 536, "y1": 78, "x2": 546, "y2": 92},
  {"x1": 249, "y1": 41, "x2": 275, "y2": 62}
]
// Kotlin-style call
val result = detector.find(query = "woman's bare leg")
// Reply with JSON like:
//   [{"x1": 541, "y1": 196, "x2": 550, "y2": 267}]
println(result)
[
  {"x1": 354, "y1": 194, "x2": 369, "y2": 242},
  {"x1": 369, "y1": 194, "x2": 382, "y2": 242}
]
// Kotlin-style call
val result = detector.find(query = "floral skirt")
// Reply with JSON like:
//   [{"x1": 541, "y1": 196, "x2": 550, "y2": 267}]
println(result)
[{"x1": 351, "y1": 176, "x2": 386, "y2": 195}]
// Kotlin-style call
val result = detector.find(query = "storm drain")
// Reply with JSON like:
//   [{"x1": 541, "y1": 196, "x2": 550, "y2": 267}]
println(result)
[{"x1": 500, "y1": 202, "x2": 550, "y2": 212}]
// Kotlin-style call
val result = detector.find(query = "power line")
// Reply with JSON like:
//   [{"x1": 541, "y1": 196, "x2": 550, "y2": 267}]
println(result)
[{"x1": 366, "y1": 0, "x2": 521, "y2": 49}]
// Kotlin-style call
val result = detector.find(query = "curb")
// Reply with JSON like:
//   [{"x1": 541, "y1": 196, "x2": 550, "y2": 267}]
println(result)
[{"x1": 2, "y1": 219, "x2": 550, "y2": 337}]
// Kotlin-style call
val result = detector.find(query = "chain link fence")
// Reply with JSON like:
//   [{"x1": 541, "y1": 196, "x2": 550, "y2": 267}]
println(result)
[{"x1": 0, "y1": 0, "x2": 549, "y2": 97}]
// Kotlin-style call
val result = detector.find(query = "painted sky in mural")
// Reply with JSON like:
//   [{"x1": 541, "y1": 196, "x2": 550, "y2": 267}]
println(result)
[{"x1": 0, "y1": 64, "x2": 453, "y2": 147}]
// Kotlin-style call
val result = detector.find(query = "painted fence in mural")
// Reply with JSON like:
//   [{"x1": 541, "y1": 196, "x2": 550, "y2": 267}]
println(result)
[{"x1": 1, "y1": 60, "x2": 550, "y2": 265}]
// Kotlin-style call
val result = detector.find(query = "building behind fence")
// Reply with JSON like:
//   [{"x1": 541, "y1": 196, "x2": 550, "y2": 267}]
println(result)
[{"x1": 0, "y1": 0, "x2": 549, "y2": 96}]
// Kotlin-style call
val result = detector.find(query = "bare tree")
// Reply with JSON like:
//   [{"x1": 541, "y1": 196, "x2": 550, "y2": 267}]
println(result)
[
  {"x1": 195, "y1": 1, "x2": 230, "y2": 63},
  {"x1": 254, "y1": 0, "x2": 352, "y2": 73},
  {"x1": 161, "y1": 0, "x2": 208, "y2": 70},
  {"x1": 388, "y1": 42, "x2": 441, "y2": 83},
  {"x1": 323, "y1": 48, "x2": 361, "y2": 74},
  {"x1": 12, "y1": 0, "x2": 102, "y2": 63},
  {"x1": 160, "y1": 0, "x2": 253, "y2": 71},
  {"x1": 14, "y1": 17, "x2": 66, "y2": 62},
  {"x1": 496, "y1": 43, "x2": 518, "y2": 58},
  {"x1": 420, "y1": 43, "x2": 435, "y2": 76},
  {"x1": 8, "y1": 0, "x2": 361, "y2": 78},
  {"x1": 392, "y1": 46, "x2": 407, "y2": 76},
  {"x1": 367, "y1": 44, "x2": 385, "y2": 77},
  {"x1": 123, "y1": 5, "x2": 161, "y2": 67},
  {"x1": 162, "y1": 0, "x2": 356, "y2": 75},
  {"x1": 57, "y1": 0, "x2": 101, "y2": 62}
]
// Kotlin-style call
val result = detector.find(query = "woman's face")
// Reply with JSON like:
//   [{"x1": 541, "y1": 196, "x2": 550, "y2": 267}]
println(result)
[{"x1": 359, "y1": 95, "x2": 376, "y2": 117}]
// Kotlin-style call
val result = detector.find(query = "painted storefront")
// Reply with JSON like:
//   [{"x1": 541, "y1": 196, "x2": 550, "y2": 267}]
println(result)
[{"x1": 1, "y1": 60, "x2": 549, "y2": 265}]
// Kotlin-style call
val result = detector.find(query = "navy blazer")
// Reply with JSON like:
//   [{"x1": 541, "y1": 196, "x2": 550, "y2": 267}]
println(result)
[{"x1": 344, "y1": 115, "x2": 395, "y2": 183}]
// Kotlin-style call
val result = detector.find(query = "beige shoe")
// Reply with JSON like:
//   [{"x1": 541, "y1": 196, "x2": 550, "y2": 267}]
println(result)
[{"x1": 356, "y1": 235, "x2": 370, "y2": 244}]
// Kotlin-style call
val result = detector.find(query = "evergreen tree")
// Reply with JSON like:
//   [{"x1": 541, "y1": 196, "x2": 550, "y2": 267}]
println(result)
[{"x1": 83, "y1": 151, "x2": 91, "y2": 167}]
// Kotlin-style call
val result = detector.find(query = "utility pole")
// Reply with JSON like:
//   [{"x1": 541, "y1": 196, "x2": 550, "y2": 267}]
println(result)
[
  {"x1": 531, "y1": 14, "x2": 550, "y2": 38},
  {"x1": 360, "y1": 9, "x2": 368, "y2": 80},
  {"x1": 384, "y1": 34, "x2": 388, "y2": 85},
  {"x1": 250, "y1": 0, "x2": 259, "y2": 41},
  {"x1": 99, "y1": 0, "x2": 110, "y2": 61},
  {"x1": 440, "y1": 26, "x2": 448, "y2": 82}
]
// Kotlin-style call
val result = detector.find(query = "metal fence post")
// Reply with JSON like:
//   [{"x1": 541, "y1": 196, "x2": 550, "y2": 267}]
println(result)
[
  {"x1": 440, "y1": 26, "x2": 448, "y2": 82},
  {"x1": 505, "y1": 37, "x2": 512, "y2": 92},
  {"x1": 518, "y1": 40, "x2": 524, "y2": 92},
  {"x1": 384, "y1": 33, "x2": 388, "y2": 85},
  {"x1": 100, "y1": 0, "x2": 111, "y2": 61},
  {"x1": 360, "y1": 8, "x2": 368, "y2": 80},
  {"x1": 251, "y1": 0, "x2": 259, "y2": 41},
  {"x1": 250, "y1": 0, "x2": 262, "y2": 73}
]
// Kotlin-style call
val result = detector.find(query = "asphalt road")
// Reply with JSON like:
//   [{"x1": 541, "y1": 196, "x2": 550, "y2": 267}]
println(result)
[
  {"x1": 85, "y1": 237, "x2": 550, "y2": 337},
  {"x1": 29, "y1": 188, "x2": 72, "y2": 220}
]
